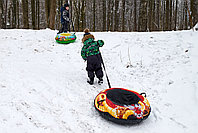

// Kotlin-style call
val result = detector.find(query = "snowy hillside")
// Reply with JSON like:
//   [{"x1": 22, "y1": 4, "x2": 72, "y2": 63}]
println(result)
[{"x1": 0, "y1": 29, "x2": 198, "y2": 133}]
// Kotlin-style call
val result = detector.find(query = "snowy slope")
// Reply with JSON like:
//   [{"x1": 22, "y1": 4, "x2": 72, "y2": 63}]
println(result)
[{"x1": 0, "y1": 29, "x2": 198, "y2": 133}]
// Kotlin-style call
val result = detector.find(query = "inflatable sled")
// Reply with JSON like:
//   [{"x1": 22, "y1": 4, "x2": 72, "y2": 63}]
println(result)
[
  {"x1": 55, "y1": 33, "x2": 76, "y2": 44},
  {"x1": 94, "y1": 88, "x2": 151, "y2": 124}
]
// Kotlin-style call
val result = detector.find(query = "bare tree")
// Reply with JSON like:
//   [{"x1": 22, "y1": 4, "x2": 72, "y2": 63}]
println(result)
[
  {"x1": 1, "y1": 0, "x2": 196, "y2": 31},
  {"x1": 93, "y1": 0, "x2": 96, "y2": 31},
  {"x1": 169, "y1": 0, "x2": 173, "y2": 30},
  {"x1": 139, "y1": 0, "x2": 148, "y2": 31},
  {"x1": 31, "y1": 0, "x2": 36, "y2": 29},
  {"x1": 148, "y1": 0, "x2": 153, "y2": 31},
  {"x1": 165, "y1": 0, "x2": 170, "y2": 30},
  {"x1": 0, "y1": 0, "x2": 3, "y2": 28},
  {"x1": 174, "y1": 0, "x2": 178, "y2": 30},
  {"x1": 134, "y1": 0, "x2": 137, "y2": 31},
  {"x1": 49, "y1": 0, "x2": 56, "y2": 29},
  {"x1": 103, "y1": 0, "x2": 106, "y2": 31},
  {"x1": 191, "y1": 0, "x2": 198, "y2": 26},
  {"x1": 36, "y1": 0, "x2": 40, "y2": 29},
  {"x1": 156, "y1": 0, "x2": 161, "y2": 30},
  {"x1": 121, "y1": 0, "x2": 125, "y2": 31},
  {"x1": 11, "y1": 0, "x2": 17, "y2": 28},
  {"x1": 80, "y1": 0, "x2": 86, "y2": 31},
  {"x1": 45, "y1": 0, "x2": 51, "y2": 28},
  {"x1": 22, "y1": 0, "x2": 29, "y2": 29},
  {"x1": 114, "y1": 0, "x2": 119, "y2": 31},
  {"x1": 184, "y1": 1, "x2": 188, "y2": 30},
  {"x1": 4, "y1": 0, "x2": 8, "y2": 28},
  {"x1": 16, "y1": 0, "x2": 19, "y2": 28}
]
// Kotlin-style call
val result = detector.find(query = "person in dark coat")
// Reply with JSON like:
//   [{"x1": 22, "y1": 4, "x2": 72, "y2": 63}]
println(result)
[
  {"x1": 81, "y1": 28, "x2": 104, "y2": 85},
  {"x1": 58, "y1": 3, "x2": 70, "y2": 33}
]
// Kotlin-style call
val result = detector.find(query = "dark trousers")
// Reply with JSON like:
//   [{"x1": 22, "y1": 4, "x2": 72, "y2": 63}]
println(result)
[
  {"x1": 86, "y1": 54, "x2": 103, "y2": 80},
  {"x1": 60, "y1": 21, "x2": 70, "y2": 33}
]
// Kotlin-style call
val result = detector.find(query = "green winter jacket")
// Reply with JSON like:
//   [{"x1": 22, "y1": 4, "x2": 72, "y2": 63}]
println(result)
[{"x1": 81, "y1": 38, "x2": 104, "y2": 60}]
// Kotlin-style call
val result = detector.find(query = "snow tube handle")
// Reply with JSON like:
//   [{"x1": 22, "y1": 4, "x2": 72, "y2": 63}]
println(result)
[{"x1": 140, "y1": 92, "x2": 146, "y2": 98}]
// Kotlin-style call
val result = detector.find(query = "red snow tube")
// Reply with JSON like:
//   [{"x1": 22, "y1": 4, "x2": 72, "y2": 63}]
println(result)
[{"x1": 94, "y1": 88, "x2": 151, "y2": 124}]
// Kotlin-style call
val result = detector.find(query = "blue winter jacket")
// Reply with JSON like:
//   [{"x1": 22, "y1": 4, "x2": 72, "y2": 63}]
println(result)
[{"x1": 61, "y1": 6, "x2": 69, "y2": 23}]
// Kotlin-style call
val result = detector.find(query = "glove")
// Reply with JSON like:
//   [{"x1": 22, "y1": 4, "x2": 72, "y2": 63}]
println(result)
[{"x1": 65, "y1": 17, "x2": 70, "y2": 22}]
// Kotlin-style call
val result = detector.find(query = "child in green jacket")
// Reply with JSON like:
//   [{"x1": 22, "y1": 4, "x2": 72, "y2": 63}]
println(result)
[{"x1": 81, "y1": 28, "x2": 104, "y2": 85}]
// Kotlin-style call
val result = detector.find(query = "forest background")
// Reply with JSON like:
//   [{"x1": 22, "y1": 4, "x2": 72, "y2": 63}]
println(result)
[{"x1": 0, "y1": 0, "x2": 197, "y2": 32}]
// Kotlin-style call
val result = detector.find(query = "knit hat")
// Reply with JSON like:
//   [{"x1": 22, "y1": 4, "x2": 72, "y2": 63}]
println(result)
[
  {"x1": 83, "y1": 28, "x2": 90, "y2": 37},
  {"x1": 64, "y1": 3, "x2": 69, "y2": 7},
  {"x1": 82, "y1": 28, "x2": 94, "y2": 43}
]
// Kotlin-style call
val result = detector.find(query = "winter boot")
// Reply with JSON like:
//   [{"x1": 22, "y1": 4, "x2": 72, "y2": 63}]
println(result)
[
  {"x1": 87, "y1": 78, "x2": 94, "y2": 85},
  {"x1": 98, "y1": 78, "x2": 103, "y2": 85}
]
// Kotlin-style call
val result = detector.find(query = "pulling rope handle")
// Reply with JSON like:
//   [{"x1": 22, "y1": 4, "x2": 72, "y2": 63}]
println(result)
[
  {"x1": 140, "y1": 92, "x2": 147, "y2": 98},
  {"x1": 100, "y1": 53, "x2": 111, "y2": 89}
]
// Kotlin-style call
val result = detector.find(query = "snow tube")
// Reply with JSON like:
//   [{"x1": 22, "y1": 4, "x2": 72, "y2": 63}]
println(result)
[
  {"x1": 55, "y1": 33, "x2": 76, "y2": 44},
  {"x1": 94, "y1": 88, "x2": 151, "y2": 124}
]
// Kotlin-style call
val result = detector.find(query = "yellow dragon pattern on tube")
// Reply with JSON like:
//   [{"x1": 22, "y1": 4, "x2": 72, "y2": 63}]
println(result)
[{"x1": 94, "y1": 88, "x2": 151, "y2": 122}]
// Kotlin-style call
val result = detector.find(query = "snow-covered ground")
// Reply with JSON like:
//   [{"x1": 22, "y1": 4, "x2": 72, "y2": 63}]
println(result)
[{"x1": 0, "y1": 29, "x2": 197, "y2": 133}]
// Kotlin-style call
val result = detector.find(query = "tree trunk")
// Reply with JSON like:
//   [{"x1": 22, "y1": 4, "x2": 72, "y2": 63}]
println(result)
[
  {"x1": 22, "y1": 0, "x2": 29, "y2": 29},
  {"x1": 165, "y1": 0, "x2": 170, "y2": 30},
  {"x1": 93, "y1": 0, "x2": 96, "y2": 31},
  {"x1": 134, "y1": 0, "x2": 137, "y2": 31},
  {"x1": 0, "y1": 0, "x2": 3, "y2": 28},
  {"x1": 114, "y1": 0, "x2": 119, "y2": 31},
  {"x1": 12, "y1": 0, "x2": 17, "y2": 28},
  {"x1": 36, "y1": 0, "x2": 40, "y2": 29},
  {"x1": 174, "y1": 0, "x2": 178, "y2": 30},
  {"x1": 49, "y1": 0, "x2": 56, "y2": 29},
  {"x1": 107, "y1": 0, "x2": 111, "y2": 31},
  {"x1": 16, "y1": 0, "x2": 19, "y2": 28},
  {"x1": 121, "y1": 0, "x2": 125, "y2": 31},
  {"x1": 73, "y1": 0, "x2": 79, "y2": 31},
  {"x1": 4, "y1": 0, "x2": 8, "y2": 28},
  {"x1": 190, "y1": 0, "x2": 198, "y2": 27},
  {"x1": 169, "y1": 0, "x2": 172, "y2": 30},
  {"x1": 184, "y1": 1, "x2": 188, "y2": 30},
  {"x1": 156, "y1": 0, "x2": 160, "y2": 30},
  {"x1": 148, "y1": 0, "x2": 153, "y2": 31},
  {"x1": 78, "y1": 0, "x2": 80, "y2": 31},
  {"x1": 139, "y1": 0, "x2": 148, "y2": 32},
  {"x1": 31, "y1": 0, "x2": 36, "y2": 29},
  {"x1": 8, "y1": 7, "x2": 11, "y2": 28},
  {"x1": 103, "y1": 0, "x2": 106, "y2": 31},
  {"x1": 70, "y1": 0, "x2": 72, "y2": 30},
  {"x1": 152, "y1": 0, "x2": 155, "y2": 30},
  {"x1": 110, "y1": 0, "x2": 114, "y2": 31},
  {"x1": 80, "y1": 0, "x2": 86, "y2": 31},
  {"x1": 45, "y1": 0, "x2": 51, "y2": 28}
]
